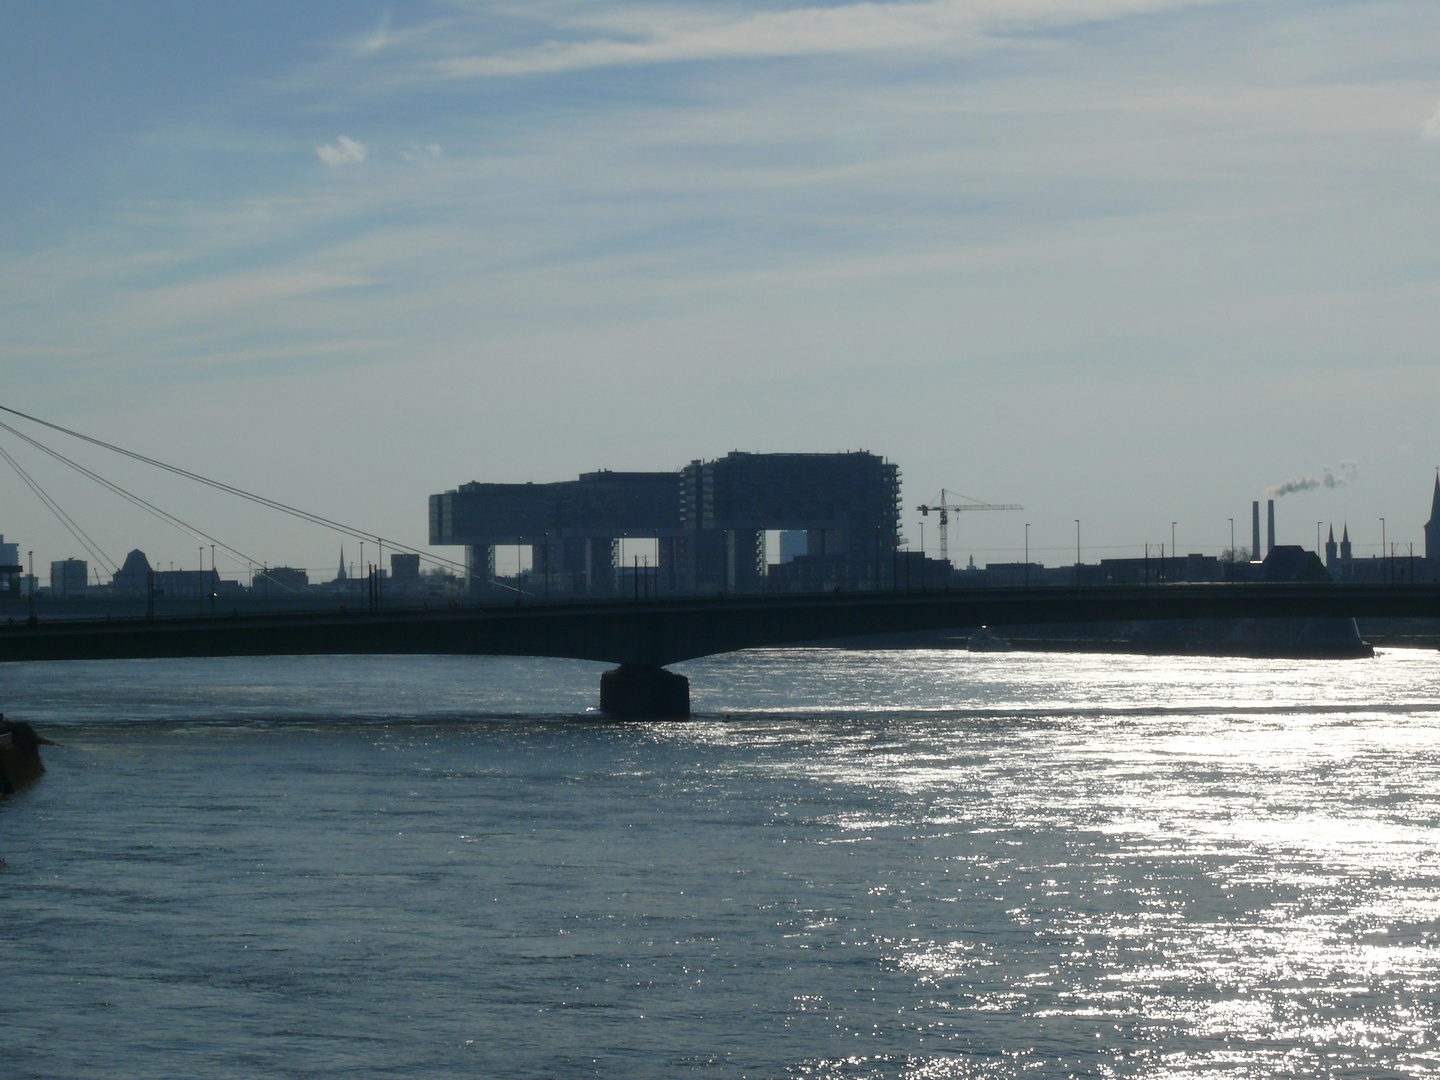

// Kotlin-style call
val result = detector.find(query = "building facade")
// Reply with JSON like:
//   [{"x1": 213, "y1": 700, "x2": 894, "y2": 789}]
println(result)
[{"x1": 429, "y1": 451, "x2": 902, "y2": 595}]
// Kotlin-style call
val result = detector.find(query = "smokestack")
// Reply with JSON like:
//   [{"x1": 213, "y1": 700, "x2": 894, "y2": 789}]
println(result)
[
  {"x1": 1252, "y1": 501, "x2": 1260, "y2": 562},
  {"x1": 1267, "y1": 499, "x2": 1276, "y2": 557}
]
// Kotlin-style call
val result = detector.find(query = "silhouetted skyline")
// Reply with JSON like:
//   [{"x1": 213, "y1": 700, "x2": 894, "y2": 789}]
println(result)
[{"x1": 4, "y1": 3, "x2": 1440, "y2": 574}]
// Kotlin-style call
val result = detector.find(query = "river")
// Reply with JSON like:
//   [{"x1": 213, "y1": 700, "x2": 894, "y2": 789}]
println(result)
[{"x1": 3, "y1": 647, "x2": 1439, "y2": 1078}]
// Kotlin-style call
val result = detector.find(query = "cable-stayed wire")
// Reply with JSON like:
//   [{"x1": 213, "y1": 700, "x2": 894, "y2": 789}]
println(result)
[
  {"x1": 0, "y1": 419, "x2": 263, "y2": 571},
  {"x1": 0, "y1": 442, "x2": 116, "y2": 573},
  {"x1": 0, "y1": 404, "x2": 465, "y2": 573}
]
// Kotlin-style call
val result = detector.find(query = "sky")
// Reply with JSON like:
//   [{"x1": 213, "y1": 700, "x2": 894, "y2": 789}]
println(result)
[{"x1": 3, "y1": 0, "x2": 1440, "y2": 581}]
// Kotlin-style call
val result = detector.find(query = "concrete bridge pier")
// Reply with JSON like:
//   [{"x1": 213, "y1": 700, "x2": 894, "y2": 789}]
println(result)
[{"x1": 599, "y1": 665, "x2": 690, "y2": 719}]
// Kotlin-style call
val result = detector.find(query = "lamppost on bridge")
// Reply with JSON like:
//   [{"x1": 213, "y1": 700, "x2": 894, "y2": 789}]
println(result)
[
  {"x1": 1074, "y1": 520, "x2": 1080, "y2": 585},
  {"x1": 1171, "y1": 522, "x2": 1177, "y2": 583},
  {"x1": 1228, "y1": 518, "x2": 1234, "y2": 582},
  {"x1": 1380, "y1": 518, "x2": 1386, "y2": 584},
  {"x1": 1024, "y1": 523, "x2": 1030, "y2": 588}
]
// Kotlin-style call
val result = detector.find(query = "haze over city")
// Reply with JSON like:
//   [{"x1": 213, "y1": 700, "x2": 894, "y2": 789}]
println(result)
[{"x1": 4, "y1": 1, "x2": 1440, "y2": 576}]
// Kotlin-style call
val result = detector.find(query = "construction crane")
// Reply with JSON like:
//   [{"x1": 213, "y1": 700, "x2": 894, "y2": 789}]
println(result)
[{"x1": 916, "y1": 489, "x2": 1022, "y2": 564}]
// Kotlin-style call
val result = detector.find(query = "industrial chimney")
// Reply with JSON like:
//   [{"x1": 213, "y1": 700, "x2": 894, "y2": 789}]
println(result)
[
  {"x1": 1267, "y1": 499, "x2": 1276, "y2": 557},
  {"x1": 1252, "y1": 501, "x2": 1260, "y2": 562}
]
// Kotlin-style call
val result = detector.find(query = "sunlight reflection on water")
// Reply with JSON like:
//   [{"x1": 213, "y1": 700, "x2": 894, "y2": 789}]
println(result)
[{"x1": 2, "y1": 647, "x2": 1439, "y2": 1077}]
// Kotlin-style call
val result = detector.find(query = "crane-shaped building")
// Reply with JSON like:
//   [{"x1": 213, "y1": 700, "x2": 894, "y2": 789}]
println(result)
[{"x1": 916, "y1": 489, "x2": 1022, "y2": 564}]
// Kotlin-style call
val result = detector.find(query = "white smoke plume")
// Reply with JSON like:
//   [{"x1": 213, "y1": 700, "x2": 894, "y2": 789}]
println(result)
[{"x1": 1267, "y1": 461, "x2": 1357, "y2": 499}]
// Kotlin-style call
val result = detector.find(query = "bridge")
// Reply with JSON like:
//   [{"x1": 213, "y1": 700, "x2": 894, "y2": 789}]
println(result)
[{"x1": 3, "y1": 583, "x2": 1436, "y2": 716}]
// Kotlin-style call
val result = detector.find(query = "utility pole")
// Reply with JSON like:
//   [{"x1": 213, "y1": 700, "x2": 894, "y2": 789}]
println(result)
[
  {"x1": 1024, "y1": 524, "x2": 1029, "y2": 587},
  {"x1": 1228, "y1": 518, "x2": 1234, "y2": 582},
  {"x1": 1074, "y1": 520, "x2": 1081, "y2": 585}
]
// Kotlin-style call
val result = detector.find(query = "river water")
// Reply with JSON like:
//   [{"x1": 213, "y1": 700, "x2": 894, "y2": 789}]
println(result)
[{"x1": 3, "y1": 648, "x2": 1439, "y2": 1079}]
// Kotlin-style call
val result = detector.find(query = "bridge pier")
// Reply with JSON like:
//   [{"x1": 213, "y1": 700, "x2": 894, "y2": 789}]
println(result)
[{"x1": 599, "y1": 665, "x2": 690, "y2": 719}]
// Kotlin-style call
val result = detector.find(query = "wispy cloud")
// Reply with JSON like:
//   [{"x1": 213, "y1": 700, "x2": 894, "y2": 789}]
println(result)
[
  {"x1": 434, "y1": 0, "x2": 1242, "y2": 78},
  {"x1": 316, "y1": 135, "x2": 367, "y2": 166},
  {"x1": 357, "y1": 8, "x2": 394, "y2": 56},
  {"x1": 1423, "y1": 101, "x2": 1440, "y2": 141}
]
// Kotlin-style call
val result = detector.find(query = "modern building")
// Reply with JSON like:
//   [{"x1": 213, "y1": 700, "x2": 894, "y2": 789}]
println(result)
[
  {"x1": 0, "y1": 535, "x2": 19, "y2": 596},
  {"x1": 430, "y1": 469, "x2": 682, "y2": 595},
  {"x1": 430, "y1": 451, "x2": 902, "y2": 595},
  {"x1": 50, "y1": 558, "x2": 89, "y2": 598},
  {"x1": 678, "y1": 452, "x2": 900, "y2": 592}
]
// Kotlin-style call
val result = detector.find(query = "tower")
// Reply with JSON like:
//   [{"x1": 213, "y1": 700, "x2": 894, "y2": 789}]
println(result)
[
  {"x1": 1252, "y1": 501, "x2": 1260, "y2": 561},
  {"x1": 1426, "y1": 472, "x2": 1440, "y2": 561},
  {"x1": 1340, "y1": 524, "x2": 1352, "y2": 581},
  {"x1": 1267, "y1": 499, "x2": 1276, "y2": 557},
  {"x1": 1325, "y1": 524, "x2": 1337, "y2": 573}
]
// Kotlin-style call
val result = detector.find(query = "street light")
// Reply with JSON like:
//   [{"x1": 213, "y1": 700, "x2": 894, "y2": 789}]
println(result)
[
  {"x1": 1024, "y1": 523, "x2": 1030, "y2": 587},
  {"x1": 1380, "y1": 518, "x2": 1386, "y2": 584},
  {"x1": 1074, "y1": 520, "x2": 1080, "y2": 585},
  {"x1": 1228, "y1": 518, "x2": 1234, "y2": 582},
  {"x1": 1171, "y1": 522, "x2": 1177, "y2": 582}
]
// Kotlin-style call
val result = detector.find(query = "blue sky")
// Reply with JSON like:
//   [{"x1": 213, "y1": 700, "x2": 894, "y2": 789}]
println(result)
[{"x1": 3, "y1": 0, "x2": 1440, "y2": 578}]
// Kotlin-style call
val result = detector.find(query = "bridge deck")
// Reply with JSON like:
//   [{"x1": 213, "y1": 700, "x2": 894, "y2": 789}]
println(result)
[{"x1": 1, "y1": 584, "x2": 1437, "y2": 668}]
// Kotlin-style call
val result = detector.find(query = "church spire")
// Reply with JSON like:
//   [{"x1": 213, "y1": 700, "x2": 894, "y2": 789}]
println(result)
[
  {"x1": 1428, "y1": 474, "x2": 1440, "y2": 561},
  {"x1": 337, "y1": 546, "x2": 347, "y2": 582}
]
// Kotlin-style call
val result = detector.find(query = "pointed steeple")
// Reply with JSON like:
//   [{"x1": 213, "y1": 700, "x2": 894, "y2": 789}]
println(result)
[
  {"x1": 337, "y1": 546, "x2": 347, "y2": 582},
  {"x1": 1428, "y1": 473, "x2": 1440, "y2": 561},
  {"x1": 1328, "y1": 525, "x2": 1334, "y2": 542},
  {"x1": 1342, "y1": 523, "x2": 1349, "y2": 542}
]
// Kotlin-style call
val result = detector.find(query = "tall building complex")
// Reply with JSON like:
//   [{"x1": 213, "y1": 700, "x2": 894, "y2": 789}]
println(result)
[{"x1": 429, "y1": 451, "x2": 901, "y2": 595}]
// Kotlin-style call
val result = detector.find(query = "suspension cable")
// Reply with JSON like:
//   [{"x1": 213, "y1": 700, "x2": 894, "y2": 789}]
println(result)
[
  {"x1": 0, "y1": 404, "x2": 466, "y2": 574},
  {"x1": 0, "y1": 419, "x2": 264, "y2": 570},
  {"x1": 0, "y1": 442, "x2": 116, "y2": 573}
]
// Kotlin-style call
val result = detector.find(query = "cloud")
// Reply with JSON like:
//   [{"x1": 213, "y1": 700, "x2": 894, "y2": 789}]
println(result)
[
  {"x1": 434, "y1": 0, "x2": 1240, "y2": 79},
  {"x1": 400, "y1": 142, "x2": 442, "y2": 162},
  {"x1": 1266, "y1": 461, "x2": 1358, "y2": 498},
  {"x1": 357, "y1": 8, "x2": 394, "y2": 56},
  {"x1": 316, "y1": 135, "x2": 367, "y2": 166},
  {"x1": 1424, "y1": 102, "x2": 1440, "y2": 142}
]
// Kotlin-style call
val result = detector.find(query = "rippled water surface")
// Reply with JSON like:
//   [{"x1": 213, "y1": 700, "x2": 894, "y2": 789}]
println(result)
[{"x1": 4, "y1": 648, "x2": 1440, "y2": 1078}]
